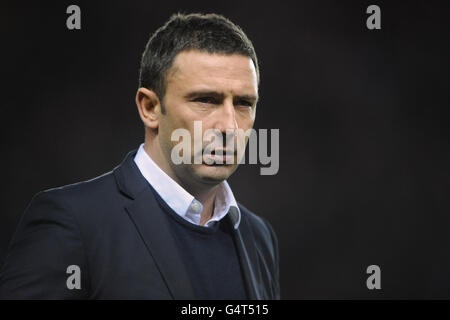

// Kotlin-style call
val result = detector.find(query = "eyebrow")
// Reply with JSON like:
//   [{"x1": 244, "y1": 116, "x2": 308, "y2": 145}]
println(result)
[{"x1": 184, "y1": 90, "x2": 259, "y2": 103}]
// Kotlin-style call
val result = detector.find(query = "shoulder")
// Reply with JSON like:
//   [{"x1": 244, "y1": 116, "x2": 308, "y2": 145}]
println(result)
[
  {"x1": 26, "y1": 170, "x2": 119, "y2": 227},
  {"x1": 36, "y1": 170, "x2": 118, "y2": 207},
  {"x1": 42, "y1": 169, "x2": 116, "y2": 195},
  {"x1": 237, "y1": 202, "x2": 278, "y2": 252},
  {"x1": 238, "y1": 203, "x2": 275, "y2": 234},
  {"x1": 238, "y1": 203, "x2": 270, "y2": 232}
]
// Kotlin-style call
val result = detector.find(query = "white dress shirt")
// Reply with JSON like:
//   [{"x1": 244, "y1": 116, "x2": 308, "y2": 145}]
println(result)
[{"x1": 134, "y1": 143, "x2": 241, "y2": 229}]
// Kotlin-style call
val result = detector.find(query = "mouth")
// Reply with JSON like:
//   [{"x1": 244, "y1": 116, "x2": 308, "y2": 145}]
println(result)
[{"x1": 203, "y1": 149, "x2": 236, "y2": 165}]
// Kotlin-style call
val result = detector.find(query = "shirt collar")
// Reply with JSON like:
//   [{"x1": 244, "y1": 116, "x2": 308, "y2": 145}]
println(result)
[{"x1": 133, "y1": 144, "x2": 241, "y2": 229}]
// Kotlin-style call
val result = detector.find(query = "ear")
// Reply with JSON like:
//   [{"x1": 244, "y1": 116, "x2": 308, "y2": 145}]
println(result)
[{"x1": 135, "y1": 87, "x2": 162, "y2": 130}]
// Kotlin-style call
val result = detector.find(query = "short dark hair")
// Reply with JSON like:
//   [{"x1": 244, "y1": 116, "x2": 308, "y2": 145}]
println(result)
[{"x1": 138, "y1": 13, "x2": 259, "y2": 106}]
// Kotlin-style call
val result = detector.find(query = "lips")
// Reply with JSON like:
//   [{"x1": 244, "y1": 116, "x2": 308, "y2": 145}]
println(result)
[
  {"x1": 203, "y1": 149, "x2": 236, "y2": 165},
  {"x1": 210, "y1": 149, "x2": 236, "y2": 156}
]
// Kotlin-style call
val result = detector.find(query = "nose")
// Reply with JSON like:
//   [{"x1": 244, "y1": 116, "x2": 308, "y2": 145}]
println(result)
[{"x1": 214, "y1": 99, "x2": 238, "y2": 133}]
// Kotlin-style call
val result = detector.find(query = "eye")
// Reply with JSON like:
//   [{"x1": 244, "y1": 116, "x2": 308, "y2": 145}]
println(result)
[
  {"x1": 194, "y1": 97, "x2": 216, "y2": 104},
  {"x1": 236, "y1": 100, "x2": 253, "y2": 107}
]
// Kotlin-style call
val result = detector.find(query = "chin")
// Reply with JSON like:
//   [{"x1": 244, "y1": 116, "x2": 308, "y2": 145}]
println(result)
[{"x1": 194, "y1": 164, "x2": 237, "y2": 183}]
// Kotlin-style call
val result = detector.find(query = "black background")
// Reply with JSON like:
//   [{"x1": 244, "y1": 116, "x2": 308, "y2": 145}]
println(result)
[{"x1": 1, "y1": 0, "x2": 449, "y2": 299}]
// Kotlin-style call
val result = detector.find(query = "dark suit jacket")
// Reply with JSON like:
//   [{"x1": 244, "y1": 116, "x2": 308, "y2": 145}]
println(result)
[{"x1": 0, "y1": 150, "x2": 280, "y2": 299}]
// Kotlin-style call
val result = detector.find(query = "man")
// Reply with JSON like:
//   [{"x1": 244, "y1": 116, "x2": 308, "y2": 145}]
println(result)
[{"x1": 0, "y1": 13, "x2": 280, "y2": 299}]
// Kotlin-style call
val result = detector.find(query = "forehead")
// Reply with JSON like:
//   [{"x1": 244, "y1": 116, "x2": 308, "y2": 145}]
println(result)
[{"x1": 166, "y1": 50, "x2": 258, "y2": 95}]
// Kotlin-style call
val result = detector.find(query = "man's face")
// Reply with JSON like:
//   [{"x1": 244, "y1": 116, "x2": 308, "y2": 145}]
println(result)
[{"x1": 158, "y1": 50, "x2": 258, "y2": 188}]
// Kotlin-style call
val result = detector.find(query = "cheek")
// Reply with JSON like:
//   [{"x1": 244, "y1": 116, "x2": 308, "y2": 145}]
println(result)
[
  {"x1": 234, "y1": 107, "x2": 255, "y2": 124},
  {"x1": 166, "y1": 102, "x2": 198, "y2": 130},
  {"x1": 160, "y1": 113, "x2": 197, "y2": 152},
  {"x1": 161, "y1": 105, "x2": 189, "y2": 133},
  {"x1": 237, "y1": 116, "x2": 255, "y2": 131},
  {"x1": 158, "y1": 115, "x2": 181, "y2": 153}
]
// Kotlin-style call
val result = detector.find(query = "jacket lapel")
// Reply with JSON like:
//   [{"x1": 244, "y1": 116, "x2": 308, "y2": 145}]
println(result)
[
  {"x1": 113, "y1": 150, "x2": 195, "y2": 300},
  {"x1": 231, "y1": 214, "x2": 264, "y2": 300},
  {"x1": 113, "y1": 150, "x2": 264, "y2": 300}
]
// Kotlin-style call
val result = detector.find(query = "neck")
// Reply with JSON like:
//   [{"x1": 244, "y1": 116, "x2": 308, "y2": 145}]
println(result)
[
  {"x1": 143, "y1": 138, "x2": 220, "y2": 226},
  {"x1": 195, "y1": 187, "x2": 219, "y2": 226}
]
